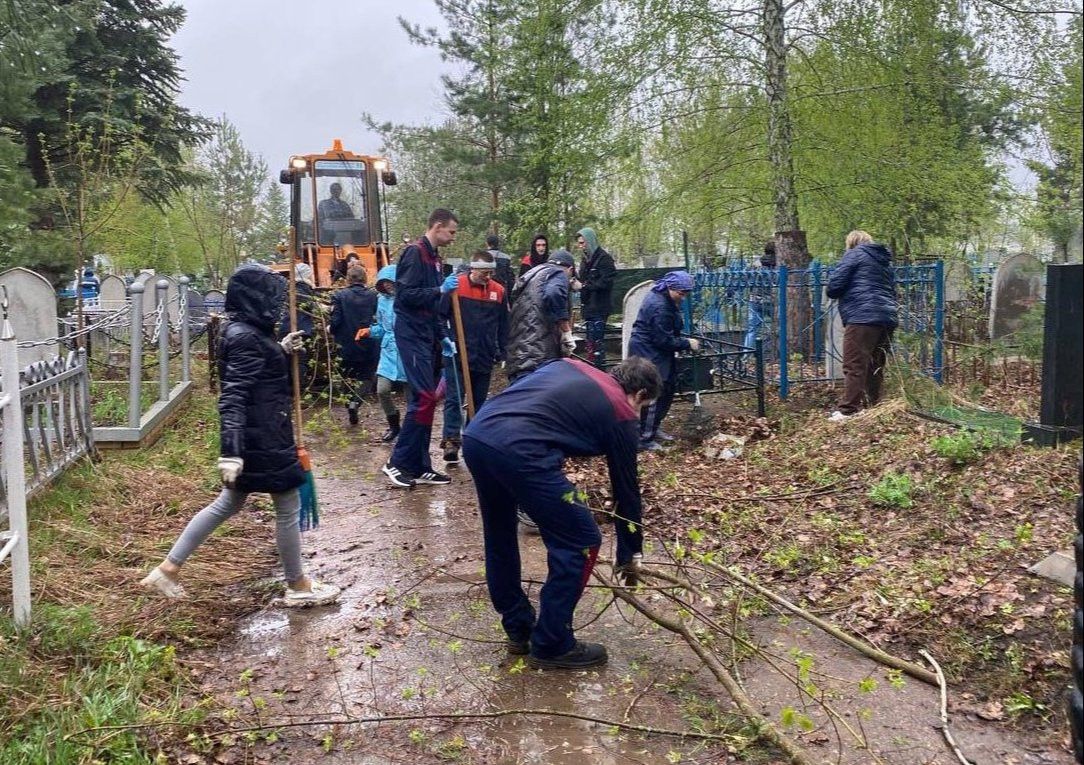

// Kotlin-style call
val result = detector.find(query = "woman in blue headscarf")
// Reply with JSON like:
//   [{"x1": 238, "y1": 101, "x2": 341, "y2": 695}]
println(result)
[{"x1": 627, "y1": 271, "x2": 700, "y2": 450}]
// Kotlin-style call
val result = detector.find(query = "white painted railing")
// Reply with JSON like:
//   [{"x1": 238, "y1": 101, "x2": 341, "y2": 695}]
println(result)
[{"x1": 0, "y1": 288, "x2": 31, "y2": 627}]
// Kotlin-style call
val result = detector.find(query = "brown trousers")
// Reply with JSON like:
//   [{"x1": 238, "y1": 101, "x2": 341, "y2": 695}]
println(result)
[{"x1": 838, "y1": 324, "x2": 893, "y2": 415}]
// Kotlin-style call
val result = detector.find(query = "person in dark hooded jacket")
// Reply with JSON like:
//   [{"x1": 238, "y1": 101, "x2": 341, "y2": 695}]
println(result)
[
  {"x1": 141, "y1": 264, "x2": 340, "y2": 607},
  {"x1": 628, "y1": 271, "x2": 701, "y2": 449},
  {"x1": 575, "y1": 227, "x2": 616, "y2": 366},
  {"x1": 519, "y1": 234, "x2": 550, "y2": 277},
  {"x1": 330, "y1": 265, "x2": 379, "y2": 424},
  {"x1": 825, "y1": 230, "x2": 898, "y2": 420}
]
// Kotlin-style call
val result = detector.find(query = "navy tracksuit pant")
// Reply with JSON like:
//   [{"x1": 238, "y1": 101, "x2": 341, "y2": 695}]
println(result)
[
  {"x1": 389, "y1": 331, "x2": 442, "y2": 476},
  {"x1": 462, "y1": 436, "x2": 601, "y2": 659}
]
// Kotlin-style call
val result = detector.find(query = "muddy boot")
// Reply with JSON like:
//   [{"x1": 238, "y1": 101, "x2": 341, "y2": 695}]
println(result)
[
  {"x1": 441, "y1": 438, "x2": 461, "y2": 465},
  {"x1": 347, "y1": 400, "x2": 360, "y2": 425},
  {"x1": 380, "y1": 412, "x2": 401, "y2": 443}
]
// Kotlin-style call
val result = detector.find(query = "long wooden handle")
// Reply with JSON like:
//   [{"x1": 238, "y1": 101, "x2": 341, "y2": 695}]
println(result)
[
  {"x1": 286, "y1": 227, "x2": 304, "y2": 446},
  {"x1": 451, "y1": 291, "x2": 475, "y2": 421}
]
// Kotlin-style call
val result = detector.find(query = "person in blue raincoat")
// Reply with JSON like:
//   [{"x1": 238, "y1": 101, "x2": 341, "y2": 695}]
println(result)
[
  {"x1": 371, "y1": 264, "x2": 407, "y2": 442},
  {"x1": 627, "y1": 270, "x2": 701, "y2": 450}
]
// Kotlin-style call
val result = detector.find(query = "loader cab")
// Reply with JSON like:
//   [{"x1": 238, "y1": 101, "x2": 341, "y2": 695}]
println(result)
[{"x1": 278, "y1": 139, "x2": 397, "y2": 288}]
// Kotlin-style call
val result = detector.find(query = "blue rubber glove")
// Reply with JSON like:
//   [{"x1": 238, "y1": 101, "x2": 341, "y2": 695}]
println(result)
[
  {"x1": 441, "y1": 337, "x2": 457, "y2": 358},
  {"x1": 441, "y1": 274, "x2": 459, "y2": 294}
]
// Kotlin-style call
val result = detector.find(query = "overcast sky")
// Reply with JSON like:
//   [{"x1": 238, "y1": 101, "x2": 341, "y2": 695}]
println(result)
[{"x1": 172, "y1": 0, "x2": 452, "y2": 174}]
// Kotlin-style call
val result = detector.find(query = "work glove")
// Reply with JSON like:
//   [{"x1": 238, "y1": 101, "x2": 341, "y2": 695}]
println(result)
[
  {"x1": 354, "y1": 327, "x2": 371, "y2": 341},
  {"x1": 614, "y1": 553, "x2": 643, "y2": 587},
  {"x1": 218, "y1": 457, "x2": 244, "y2": 487},
  {"x1": 687, "y1": 337, "x2": 701, "y2": 352},
  {"x1": 561, "y1": 330, "x2": 576, "y2": 356},
  {"x1": 570, "y1": 278, "x2": 584, "y2": 292},
  {"x1": 280, "y1": 330, "x2": 305, "y2": 353},
  {"x1": 441, "y1": 274, "x2": 459, "y2": 294},
  {"x1": 442, "y1": 337, "x2": 457, "y2": 358}
]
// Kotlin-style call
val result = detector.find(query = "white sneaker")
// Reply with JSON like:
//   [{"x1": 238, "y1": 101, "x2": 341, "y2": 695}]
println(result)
[
  {"x1": 827, "y1": 411, "x2": 852, "y2": 422},
  {"x1": 140, "y1": 567, "x2": 187, "y2": 599},
  {"x1": 282, "y1": 579, "x2": 341, "y2": 608}
]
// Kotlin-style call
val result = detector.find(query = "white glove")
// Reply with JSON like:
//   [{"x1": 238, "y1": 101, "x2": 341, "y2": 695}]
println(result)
[
  {"x1": 561, "y1": 330, "x2": 576, "y2": 356},
  {"x1": 687, "y1": 337, "x2": 701, "y2": 352},
  {"x1": 280, "y1": 331, "x2": 306, "y2": 353},
  {"x1": 218, "y1": 457, "x2": 244, "y2": 487},
  {"x1": 570, "y1": 278, "x2": 583, "y2": 292}
]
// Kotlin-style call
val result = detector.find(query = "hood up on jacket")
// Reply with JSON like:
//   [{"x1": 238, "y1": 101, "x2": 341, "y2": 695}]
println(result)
[
  {"x1": 225, "y1": 264, "x2": 285, "y2": 333},
  {"x1": 849, "y1": 242, "x2": 892, "y2": 266},
  {"x1": 376, "y1": 264, "x2": 397, "y2": 284},
  {"x1": 577, "y1": 227, "x2": 599, "y2": 256}
]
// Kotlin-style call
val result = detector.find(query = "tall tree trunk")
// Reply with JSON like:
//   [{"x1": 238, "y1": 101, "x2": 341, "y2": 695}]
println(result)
[{"x1": 763, "y1": 0, "x2": 811, "y2": 359}]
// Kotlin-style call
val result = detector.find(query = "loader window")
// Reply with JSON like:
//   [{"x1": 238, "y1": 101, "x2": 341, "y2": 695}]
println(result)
[{"x1": 309, "y1": 160, "x2": 369, "y2": 246}]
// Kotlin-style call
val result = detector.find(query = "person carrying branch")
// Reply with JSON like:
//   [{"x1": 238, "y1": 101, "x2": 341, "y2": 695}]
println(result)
[
  {"x1": 462, "y1": 356, "x2": 661, "y2": 669},
  {"x1": 141, "y1": 264, "x2": 340, "y2": 606},
  {"x1": 628, "y1": 270, "x2": 700, "y2": 450},
  {"x1": 438, "y1": 250, "x2": 507, "y2": 465}
]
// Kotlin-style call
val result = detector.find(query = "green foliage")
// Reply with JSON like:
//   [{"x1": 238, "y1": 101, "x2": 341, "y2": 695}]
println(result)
[
  {"x1": 929, "y1": 429, "x2": 998, "y2": 465},
  {"x1": 0, "y1": 604, "x2": 192, "y2": 763},
  {"x1": 868, "y1": 472, "x2": 915, "y2": 508}
]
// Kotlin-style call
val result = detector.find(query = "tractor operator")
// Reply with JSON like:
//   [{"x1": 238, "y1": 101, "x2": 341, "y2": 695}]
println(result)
[
  {"x1": 318, "y1": 182, "x2": 354, "y2": 222},
  {"x1": 461, "y1": 356, "x2": 662, "y2": 670}
]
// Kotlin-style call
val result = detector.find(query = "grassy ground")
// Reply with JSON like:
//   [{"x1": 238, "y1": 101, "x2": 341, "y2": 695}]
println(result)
[{"x1": 0, "y1": 370, "x2": 279, "y2": 764}]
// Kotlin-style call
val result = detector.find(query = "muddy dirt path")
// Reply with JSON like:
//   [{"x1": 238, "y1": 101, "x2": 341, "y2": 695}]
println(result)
[{"x1": 184, "y1": 402, "x2": 1069, "y2": 765}]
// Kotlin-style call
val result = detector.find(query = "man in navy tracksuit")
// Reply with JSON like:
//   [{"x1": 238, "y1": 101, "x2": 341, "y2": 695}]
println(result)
[
  {"x1": 462, "y1": 356, "x2": 662, "y2": 669},
  {"x1": 382, "y1": 209, "x2": 460, "y2": 489},
  {"x1": 440, "y1": 250, "x2": 508, "y2": 464}
]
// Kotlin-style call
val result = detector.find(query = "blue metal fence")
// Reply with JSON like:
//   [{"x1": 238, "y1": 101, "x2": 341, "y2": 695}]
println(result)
[{"x1": 689, "y1": 262, "x2": 944, "y2": 398}]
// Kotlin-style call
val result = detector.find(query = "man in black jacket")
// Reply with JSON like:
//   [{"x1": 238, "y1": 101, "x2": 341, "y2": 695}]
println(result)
[
  {"x1": 330, "y1": 265, "x2": 379, "y2": 424},
  {"x1": 504, "y1": 250, "x2": 576, "y2": 382},
  {"x1": 575, "y1": 227, "x2": 616, "y2": 367}
]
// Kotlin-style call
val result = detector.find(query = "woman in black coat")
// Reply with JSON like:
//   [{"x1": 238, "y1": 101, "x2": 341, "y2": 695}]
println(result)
[{"x1": 141, "y1": 264, "x2": 340, "y2": 606}]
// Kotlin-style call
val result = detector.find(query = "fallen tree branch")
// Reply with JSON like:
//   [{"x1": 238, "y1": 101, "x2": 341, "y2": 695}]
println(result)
[
  {"x1": 698, "y1": 560, "x2": 938, "y2": 686},
  {"x1": 66, "y1": 708, "x2": 735, "y2": 743},
  {"x1": 919, "y1": 650, "x2": 974, "y2": 765},
  {"x1": 597, "y1": 571, "x2": 817, "y2": 765}
]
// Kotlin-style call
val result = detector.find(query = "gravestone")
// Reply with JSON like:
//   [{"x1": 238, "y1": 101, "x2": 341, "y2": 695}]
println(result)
[
  {"x1": 944, "y1": 261, "x2": 970, "y2": 303},
  {"x1": 98, "y1": 274, "x2": 128, "y2": 312},
  {"x1": 0, "y1": 267, "x2": 59, "y2": 365},
  {"x1": 989, "y1": 254, "x2": 1044, "y2": 339},
  {"x1": 621, "y1": 281, "x2": 654, "y2": 358},
  {"x1": 186, "y1": 290, "x2": 206, "y2": 324},
  {"x1": 137, "y1": 274, "x2": 179, "y2": 327},
  {"x1": 203, "y1": 289, "x2": 226, "y2": 314},
  {"x1": 824, "y1": 291, "x2": 844, "y2": 380}
]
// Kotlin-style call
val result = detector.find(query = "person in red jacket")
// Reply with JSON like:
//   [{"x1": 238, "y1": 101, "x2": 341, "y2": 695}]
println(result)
[{"x1": 439, "y1": 251, "x2": 508, "y2": 464}]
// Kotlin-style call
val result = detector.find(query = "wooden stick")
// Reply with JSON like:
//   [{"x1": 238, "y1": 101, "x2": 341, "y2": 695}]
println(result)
[
  {"x1": 451, "y1": 290, "x2": 475, "y2": 421},
  {"x1": 286, "y1": 227, "x2": 304, "y2": 446},
  {"x1": 920, "y1": 649, "x2": 974, "y2": 765}
]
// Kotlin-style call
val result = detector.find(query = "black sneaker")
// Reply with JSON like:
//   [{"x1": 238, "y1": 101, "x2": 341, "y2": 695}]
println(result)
[
  {"x1": 527, "y1": 640, "x2": 608, "y2": 670},
  {"x1": 381, "y1": 462, "x2": 415, "y2": 488},
  {"x1": 347, "y1": 402, "x2": 359, "y2": 425},
  {"x1": 415, "y1": 470, "x2": 451, "y2": 485},
  {"x1": 380, "y1": 427, "x2": 399, "y2": 443}
]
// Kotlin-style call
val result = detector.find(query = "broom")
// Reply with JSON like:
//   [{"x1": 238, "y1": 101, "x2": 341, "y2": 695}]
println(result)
[{"x1": 287, "y1": 236, "x2": 319, "y2": 530}]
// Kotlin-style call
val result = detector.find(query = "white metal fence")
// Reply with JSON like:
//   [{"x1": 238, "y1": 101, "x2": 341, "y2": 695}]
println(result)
[{"x1": 1, "y1": 290, "x2": 32, "y2": 627}]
